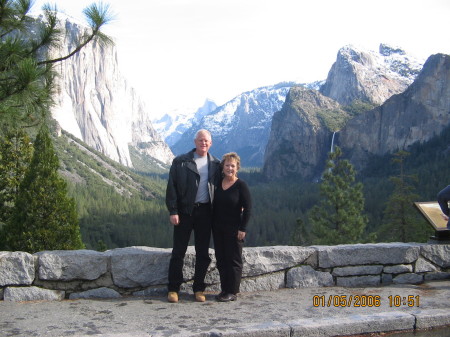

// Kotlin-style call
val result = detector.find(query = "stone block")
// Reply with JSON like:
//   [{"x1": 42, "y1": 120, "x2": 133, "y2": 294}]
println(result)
[
  {"x1": 424, "y1": 272, "x2": 450, "y2": 281},
  {"x1": 4, "y1": 286, "x2": 64, "y2": 301},
  {"x1": 286, "y1": 265, "x2": 333, "y2": 288},
  {"x1": 415, "y1": 309, "x2": 450, "y2": 329},
  {"x1": 415, "y1": 257, "x2": 438, "y2": 273},
  {"x1": 36, "y1": 250, "x2": 108, "y2": 281},
  {"x1": 242, "y1": 246, "x2": 316, "y2": 277},
  {"x1": 108, "y1": 246, "x2": 173, "y2": 288},
  {"x1": 315, "y1": 243, "x2": 421, "y2": 268},
  {"x1": 332, "y1": 265, "x2": 383, "y2": 276},
  {"x1": 240, "y1": 271, "x2": 286, "y2": 292},
  {"x1": 69, "y1": 287, "x2": 121, "y2": 299},
  {"x1": 383, "y1": 264, "x2": 413, "y2": 274},
  {"x1": 0, "y1": 251, "x2": 35, "y2": 286},
  {"x1": 420, "y1": 244, "x2": 450, "y2": 268},
  {"x1": 393, "y1": 273, "x2": 423, "y2": 284},
  {"x1": 336, "y1": 275, "x2": 380, "y2": 287},
  {"x1": 204, "y1": 267, "x2": 220, "y2": 285}
]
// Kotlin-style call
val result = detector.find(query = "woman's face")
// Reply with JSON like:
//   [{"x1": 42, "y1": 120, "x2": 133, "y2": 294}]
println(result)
[{"x1": 223, "y1": 159, "x2": 238, "y2": 178}]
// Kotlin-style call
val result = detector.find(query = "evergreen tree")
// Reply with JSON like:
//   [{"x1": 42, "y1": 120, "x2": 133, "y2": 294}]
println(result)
[
  {"x1": 309, "y1": 146, "x2": 368, "y2": 245},
  {"x1": 4, "y1": 126, "x2": 84, "y2": 252},
  {"x1": 0, "y1": 129, "x2": 33, "y2": 226},
  {"x1": 378, "y1": 151, "x2": 429, "y2": 242},
  {"x1": 291, "y1": 218, "x2": 311, "y2": 246}
]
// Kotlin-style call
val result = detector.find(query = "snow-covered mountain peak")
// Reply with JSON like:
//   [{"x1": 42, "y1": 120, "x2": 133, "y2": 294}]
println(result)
[
  {"x1": 153, "y1": 99, "x2": 217, "y2": 146},
  {"x1": 320, "y1": 43, "x2": 424, "y2": 105},
  {"x1": 171, "y1": 82, "x2": 297, "y2": 165},
  {"x1": 339, "y1": 43, "x2": 423, "y2": 83}
]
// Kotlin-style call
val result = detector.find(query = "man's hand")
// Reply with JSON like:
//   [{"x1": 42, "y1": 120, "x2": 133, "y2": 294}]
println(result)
[
  {"x1": 170, "y1": 214, "x2": 180, "y2": 225},
  {"x1": 442, "y1": 213, "x2": 449, "y2": 222},
  {"x1": 237, "y1": 230, "x2": 246, "y2": 241}
]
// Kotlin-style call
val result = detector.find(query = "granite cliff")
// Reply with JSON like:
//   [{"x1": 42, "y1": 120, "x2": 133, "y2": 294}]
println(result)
[
  {"x1": 339, "y1": 53, "x2": 450, "y2": 169},
  {"x1": 263, "y1": 87, "x2": 345, "y2": 180},
  {"x1": 48, "y1": 16, "x2": 173, "y2": 168},
  {"x1": 320, "y1": 43, "x2": 422, "y2": 105}
]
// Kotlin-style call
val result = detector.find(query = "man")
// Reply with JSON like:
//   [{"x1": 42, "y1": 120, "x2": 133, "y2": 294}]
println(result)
[
  {"x1": 437, "y1": 185, "x2": 450, "y2": 230},
  {"x1": 165, "y1": 129, "x2": 221, "y2": 303}
]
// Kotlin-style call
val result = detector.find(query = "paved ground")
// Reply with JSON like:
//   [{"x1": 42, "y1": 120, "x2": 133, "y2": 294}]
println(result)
[{"x1": 1, "y1": 280, "x2": 450, "y2": 337}]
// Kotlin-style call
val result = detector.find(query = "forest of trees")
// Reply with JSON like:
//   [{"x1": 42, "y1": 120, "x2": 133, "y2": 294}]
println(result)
[{"x1": 50, "y1": 123, "x2": 450, "y2": 250}]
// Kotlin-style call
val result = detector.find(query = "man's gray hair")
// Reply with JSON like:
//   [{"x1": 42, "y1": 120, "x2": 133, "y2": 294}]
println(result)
[{"x1": 195, "y1": 129, "x2": 212, "y2": 140}]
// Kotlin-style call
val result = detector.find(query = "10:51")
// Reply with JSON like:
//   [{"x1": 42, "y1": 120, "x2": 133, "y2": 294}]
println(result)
[{"x1": 388, "y1": 295, "x2": 420, "y2": 307}]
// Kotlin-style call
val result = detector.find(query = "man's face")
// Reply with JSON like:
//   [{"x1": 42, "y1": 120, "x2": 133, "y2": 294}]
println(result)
[{"x1": 194, "y1": 132, "x2": 212, "y2": 156}]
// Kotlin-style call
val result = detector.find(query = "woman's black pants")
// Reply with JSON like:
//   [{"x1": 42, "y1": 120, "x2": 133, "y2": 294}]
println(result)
[{"x1": 212, "y1": 225, "x2": 244, "y2": 295}]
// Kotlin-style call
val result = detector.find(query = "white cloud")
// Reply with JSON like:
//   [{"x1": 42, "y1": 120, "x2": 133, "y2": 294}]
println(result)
[{"x1": 31, "y1": 0, "x2": 450, "y2": 117}]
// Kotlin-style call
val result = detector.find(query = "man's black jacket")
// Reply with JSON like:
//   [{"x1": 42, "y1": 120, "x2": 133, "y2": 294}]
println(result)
[{"x1": 166, "y1": 149, "x2": 221, "y2": 216}]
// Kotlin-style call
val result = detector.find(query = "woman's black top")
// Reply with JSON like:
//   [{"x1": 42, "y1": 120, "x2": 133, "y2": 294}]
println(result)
[{"x1": 213, "y1": 178, "x2": 252, "y2": 232}]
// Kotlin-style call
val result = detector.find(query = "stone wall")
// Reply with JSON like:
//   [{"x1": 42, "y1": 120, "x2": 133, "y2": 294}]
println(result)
[{"x1": 1, "y1": 243, "x2": 449, "y2": 302}]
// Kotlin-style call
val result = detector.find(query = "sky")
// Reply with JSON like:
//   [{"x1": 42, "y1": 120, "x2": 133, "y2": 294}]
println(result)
[{"x1": 31, "y1": 0, "x2": 450, "y2": 119}]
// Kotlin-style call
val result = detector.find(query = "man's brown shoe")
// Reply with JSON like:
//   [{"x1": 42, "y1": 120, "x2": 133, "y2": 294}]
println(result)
[
  {"x1": 168, "y1": 291, "x2": 178, "y2": 303},
  {"x1": 194, "y1": 291, "x2": 206, "y2": 302}
]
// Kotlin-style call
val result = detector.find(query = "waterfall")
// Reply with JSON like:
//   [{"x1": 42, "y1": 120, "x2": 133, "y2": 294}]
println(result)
[{"x1": 330, "y1": 131, "x2": 336, "y2": 153}]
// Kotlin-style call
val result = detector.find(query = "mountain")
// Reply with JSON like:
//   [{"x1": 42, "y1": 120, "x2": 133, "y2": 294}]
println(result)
[
  {"x1": 152, "y1": 99, "x2": 217, "y2": 146},
  {"x1": 54, "y1": 129, "x2": 163, "y2": 198},
  {"x1": 320, "y1": 43, "x2": 423, "y2": 105},
  {"x1": 263, "y1": 87, "x2": 346, "y2": 180},
  {"x1": 171, "y1": 82, "x2": 300, "y2": 166},
  {"x1": 263, "y1": 52, "x2": 449, "y2": 181},
  {"x1": 339, "y1": 53, "x2": 450, "y2": 169},
  {"x1": 46, "y1": 15, "x2": 173, "y2": 169}
]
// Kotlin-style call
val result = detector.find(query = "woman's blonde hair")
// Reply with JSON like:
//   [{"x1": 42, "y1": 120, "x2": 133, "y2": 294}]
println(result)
[{"x1": 221, "y1": 152, "x2": 241, "y2": 172}]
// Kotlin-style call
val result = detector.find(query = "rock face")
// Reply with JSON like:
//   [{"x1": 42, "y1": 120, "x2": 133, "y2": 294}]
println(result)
[
  {"x1": 320, "y1": 44, "x2": 423, "y2": 105},
  {"x1": 339, "y1": 53, "x2": 450, "y2": 169},
  {"x1": 263, "y1": 87, "x2": 345, "y2": 180},
  {"x1": 48, "y1": 16, "x2": 173, "y2": 167}
]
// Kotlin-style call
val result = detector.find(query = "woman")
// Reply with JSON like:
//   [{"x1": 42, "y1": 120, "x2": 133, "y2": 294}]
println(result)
[{"x1": 213, "y1": 152, "x2": 252, "y2": 302}]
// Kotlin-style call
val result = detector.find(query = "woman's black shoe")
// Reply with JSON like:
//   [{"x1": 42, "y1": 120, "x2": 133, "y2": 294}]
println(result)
[
  {"x1": 217, "y1": 293, "x2": 237, "y2": 302},
  {"x1": 215, "y1": 291, "x2": 226, "y2": 300}
]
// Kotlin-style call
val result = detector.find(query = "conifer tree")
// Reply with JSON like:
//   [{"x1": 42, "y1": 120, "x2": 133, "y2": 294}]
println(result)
[
  {"x1": 291, "y1": 218, "x2": 311, "y2": 246},
  {"x1": 378, "y1": 151, "x2": 429, "y2": 242},
  {"x1": 0, "y1": 130, "x2": 33, "y2": 223},
  {"x1": 4, "y1": 126, "x2": 84, "y2": 252},
  {"x1": 309, "y1": 146, "x2": 368, "y2": 245}
]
